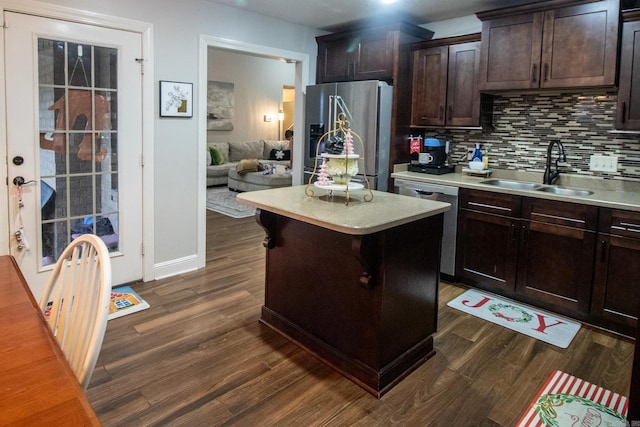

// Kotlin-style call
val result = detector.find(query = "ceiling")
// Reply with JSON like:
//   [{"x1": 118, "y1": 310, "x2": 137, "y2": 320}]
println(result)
[{"x1": 209, "y1": 0, "x2": 544, "y2": 31}]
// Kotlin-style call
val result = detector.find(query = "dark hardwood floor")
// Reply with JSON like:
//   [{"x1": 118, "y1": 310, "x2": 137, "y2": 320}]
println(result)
[{"x1": 87, "y1": 210, "x2": 634, "y2": 426}]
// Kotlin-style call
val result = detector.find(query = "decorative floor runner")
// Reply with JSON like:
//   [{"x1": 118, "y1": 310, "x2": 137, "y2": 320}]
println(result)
[
  {"x1": 206, "y1": 186, "x2": 255, "y2": 219},
  {"x1": 109, "y1": 285, "x2": 150, "y2": 320},
  {"x1": 517, "y1": 370, "x2": 628, "y2": 426},
  {"x1": 447, "y1": 289, "x2": 581, "y2": 348}
]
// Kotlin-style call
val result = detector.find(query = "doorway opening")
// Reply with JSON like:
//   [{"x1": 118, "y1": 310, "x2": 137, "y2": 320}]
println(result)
[
  {"x1": 282, "y1": 85, "x2": 295, "y2": 141},
  {"x1": 196, "y1": 35, "x2": 309, "y2": 269}
]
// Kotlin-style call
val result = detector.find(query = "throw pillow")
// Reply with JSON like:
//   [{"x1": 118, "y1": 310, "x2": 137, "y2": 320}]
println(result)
[
  {"x1": 209, "y1": 146, "x2": 224, "y2": 165},
  {"x1": 269, "y1": 149, "x2": 291, "y2": 161},
  {"x1": 236, "y1": 158, "x2": 261, "y2": 175}
]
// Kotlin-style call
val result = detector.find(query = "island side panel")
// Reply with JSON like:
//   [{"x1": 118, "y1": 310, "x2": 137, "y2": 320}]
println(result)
[
  {"x1": 263, "y1": 213, "x2": 381, "y2": 367},
  {"x1": 378, "y1": 213, "x2": 442, "y2": 367},
  {"x1": 258, "y1": 210, "x2": 443, "y2": 397}
]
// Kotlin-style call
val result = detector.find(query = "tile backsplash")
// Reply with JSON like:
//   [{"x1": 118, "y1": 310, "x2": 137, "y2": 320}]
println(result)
[{"x1": 421, "y1": 90, "x2": 640, "y2": 182}]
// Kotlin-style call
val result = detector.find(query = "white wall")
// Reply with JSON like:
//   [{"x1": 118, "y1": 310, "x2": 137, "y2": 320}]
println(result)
[
  {"x1": 206, "y1": 49, "x2": 295, "y2": 143},
  {"x1": 3, "y1": 0, "x2": 322, "y2": 276}
]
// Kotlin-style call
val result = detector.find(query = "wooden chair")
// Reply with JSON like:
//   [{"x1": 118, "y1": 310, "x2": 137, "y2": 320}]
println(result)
[{"x1": 39, "y1": 234, "x2": 112, "y2": 389}]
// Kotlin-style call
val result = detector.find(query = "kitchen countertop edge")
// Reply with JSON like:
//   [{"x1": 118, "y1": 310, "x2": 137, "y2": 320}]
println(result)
[
  {"x1": 392, "y1": 170, "x2": 640, "y2": 212},
  {"x1": 237, "y1": 185, "x2": 451, "y2": 235}
]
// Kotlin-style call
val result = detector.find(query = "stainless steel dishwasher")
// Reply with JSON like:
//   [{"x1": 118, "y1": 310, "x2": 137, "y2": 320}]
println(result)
[{"x1": 395, "y1": 179, "x2": 458, "y2": 280}]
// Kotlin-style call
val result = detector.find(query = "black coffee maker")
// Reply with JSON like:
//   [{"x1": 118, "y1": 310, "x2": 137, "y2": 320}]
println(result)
[{"x1": 409, "y1": 138, "x2": 454, "y2": 174}]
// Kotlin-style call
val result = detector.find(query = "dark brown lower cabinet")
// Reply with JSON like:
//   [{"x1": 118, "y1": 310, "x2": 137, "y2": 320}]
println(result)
[
  {"x1": 457, "y1": 190, "x2": 520, "y2": 296},
  {"x1": 457, "y1": 189, "x2": 599, "y2": 326},
  {"x1": 591, "y1": 208, "x2": 640, "y2": 337},
  {"x1": 515, "y1": 198, "x2": 597, "y2": 319},
  {"x1": 456, "y1": 209, "x2": 519, "y2": 293}
]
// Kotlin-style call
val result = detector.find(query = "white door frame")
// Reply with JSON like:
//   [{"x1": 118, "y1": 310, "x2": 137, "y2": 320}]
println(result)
[
  {"x1": 0, "y1": 0, "x2": 155, "y2": 282},
  {"x1": 196, "y1": 35, "x2": 309, "y2": 268}
]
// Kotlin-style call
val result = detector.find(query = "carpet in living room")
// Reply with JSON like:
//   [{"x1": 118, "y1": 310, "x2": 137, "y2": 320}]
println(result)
[{"x1": 206, "y1": 186, "x2": 255, "y2": 219}]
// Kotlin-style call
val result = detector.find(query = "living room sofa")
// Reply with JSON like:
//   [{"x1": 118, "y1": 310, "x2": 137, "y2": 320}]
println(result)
[{"x1": 206, "y1": 139, "x2": 290, "y2": 187}]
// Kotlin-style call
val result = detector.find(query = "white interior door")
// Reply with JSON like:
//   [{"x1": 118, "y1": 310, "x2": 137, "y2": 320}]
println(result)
[{"x1": 4, "y1": 11, "x2": 143, "y2": 300}]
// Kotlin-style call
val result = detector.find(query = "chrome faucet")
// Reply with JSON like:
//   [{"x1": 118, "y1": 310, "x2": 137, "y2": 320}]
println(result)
[{"x1": 543, "y1": 140, "x2": 566, "y2": 185}]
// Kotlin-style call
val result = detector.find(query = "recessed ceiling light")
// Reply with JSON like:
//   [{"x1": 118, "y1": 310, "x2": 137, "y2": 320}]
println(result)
[{"x1": 380, "y1": 0, "x2": 398, "y2": 4}]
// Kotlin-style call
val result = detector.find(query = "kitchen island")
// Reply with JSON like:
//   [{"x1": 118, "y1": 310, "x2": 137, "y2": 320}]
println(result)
[{"x1": 238, "y1": 185, "x2": 450, "y2": 397}]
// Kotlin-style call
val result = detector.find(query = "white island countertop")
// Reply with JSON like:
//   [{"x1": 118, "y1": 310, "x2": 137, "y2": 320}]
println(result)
[{"x1": 237, "y1": 185, "x2": 450, "y2": 235}]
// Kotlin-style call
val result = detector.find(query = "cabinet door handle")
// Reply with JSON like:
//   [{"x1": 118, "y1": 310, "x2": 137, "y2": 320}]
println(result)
[
  {"x1": 531, "y1": 64, "x2": 538, "y2": 83},
  {"x1": 520, "y1": 224, "x2": 527, "y2": 244},
  {"x1": 543, "y1": 63, "x2": 549, "y2": 81},
  {"x1": 511, "y1": 223, "x2": 518, "y2": 242},
  {"x1": 621, "y1": 101, "x2": 627, "y2": 124},
  {"x1": 448, "y1": 105, "x2": 453, "y2": 120},
  {"x1": 439, "y1": 106, "x2": 444, "y2": 121},
  {"x1": 600, "y1": 240, "x2": 607, "y2": 263}
]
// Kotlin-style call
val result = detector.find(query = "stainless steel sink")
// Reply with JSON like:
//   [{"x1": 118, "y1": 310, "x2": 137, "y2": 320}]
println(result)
[
  {"x1": 480, "y1": 179, "x2": 594, "y2": 197},
  {"x1": 535, "y1": 186, "x2": 594, "y2": 196},
  {"x1": 480, "y1": 179, "x2": 543, "y2": 191}
]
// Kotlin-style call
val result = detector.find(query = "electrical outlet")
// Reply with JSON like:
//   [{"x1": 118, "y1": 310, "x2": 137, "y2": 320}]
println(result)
[
  {"x1": 589, "y1": 155, "x2": 618, "y2": 172},
  {"x1": 467, "y1": 147, "x2": 475, "y2": 161}
]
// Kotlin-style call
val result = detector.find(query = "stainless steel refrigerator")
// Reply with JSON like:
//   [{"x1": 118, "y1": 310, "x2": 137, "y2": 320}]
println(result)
[{"x1": 304, "y1": 80, "x2": 393, "y2": 191}]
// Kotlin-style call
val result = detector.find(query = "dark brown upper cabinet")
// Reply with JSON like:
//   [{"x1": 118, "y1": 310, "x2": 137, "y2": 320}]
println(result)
[
  {"x1": 476, "y1": 0, "x2": 619, "y2": 91},
  {"x1": 616, "y1": 10, "x2": 640, "y2": 130},
  {"x1": 411, "y1": 34, "x2": 482, "y2": 128},
  {"x1": 316, "y1": 32, "x2": 394, "y2": 83},
  {"x1": 315, "y1": 23, "x2": 433, "y2": 84}
]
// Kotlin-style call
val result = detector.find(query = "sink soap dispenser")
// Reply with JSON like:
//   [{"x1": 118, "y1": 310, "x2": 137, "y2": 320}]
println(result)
[{"x1": 471, "y1": 144, "x2": 483, "y2": 162}]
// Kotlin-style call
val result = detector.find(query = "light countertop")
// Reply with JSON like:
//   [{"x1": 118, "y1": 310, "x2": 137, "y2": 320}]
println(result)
[
  {"x1": 237, "y1": 185, "x2": 450, "y2": 235},
  {"x1": 392, "y1": 167, "x2": 640, "y2": 212}
]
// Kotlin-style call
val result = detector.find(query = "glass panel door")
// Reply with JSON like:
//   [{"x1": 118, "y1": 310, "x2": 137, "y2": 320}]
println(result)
[{"x1": 6, "y1": 11, "x2": 143, "y2": 300}]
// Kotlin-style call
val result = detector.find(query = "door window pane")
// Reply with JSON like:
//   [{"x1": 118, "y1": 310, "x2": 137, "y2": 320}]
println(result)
[
  {"x1": 94, "y1": 47, "x2": 117, "y2": 89},
  {"x1": 38, "y1": 38, "x2": 119, "y2": 264},
  {"x1": 38, "y1": 39, "x2": 65, "y2": 86},
  {"x1": 67, "y1": 42, "x2": 92, "y2": 87}
]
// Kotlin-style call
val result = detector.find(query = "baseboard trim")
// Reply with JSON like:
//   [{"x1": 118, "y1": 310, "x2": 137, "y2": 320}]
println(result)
[
  {"x1": 154, "y1": 255, "x2": 199, "y2": 280},
  {"x1": 260, "y1": 306, "x2": 435, "y2": 398}
]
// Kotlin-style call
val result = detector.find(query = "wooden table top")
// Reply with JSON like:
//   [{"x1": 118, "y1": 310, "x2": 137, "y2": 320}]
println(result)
[{"x1": 0, "y1": 255, "x2": 101, "y2": 426}]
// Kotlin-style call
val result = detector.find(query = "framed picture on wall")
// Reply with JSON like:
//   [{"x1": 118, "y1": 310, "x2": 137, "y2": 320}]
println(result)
[
  {"x1": 207, "y1": 81, "x2": 234, "y2": 131},
  {"x1": 159, "y1": 81, "x2": 193, "y2": 118}
]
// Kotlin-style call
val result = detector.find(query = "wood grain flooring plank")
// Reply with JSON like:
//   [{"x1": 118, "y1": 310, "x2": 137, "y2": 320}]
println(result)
[
  {"x1": 85, "y1": 390, "x2": 150, "y2": 426},
  {"x1": 151, "y1": 398, "x2": 233, "y2": 427},
  {"x1": 217, "y1": 346, "x2": 333, "y2": 416},
  {"x1": 487, "y1": 349, "x2": 567, "y2": 426},
  {"x1": 86, "y1": 211, "x2": 634, "y2": 427},
  {"x1": 217, "y1": 363, "x2": 354, "y2": 426}
]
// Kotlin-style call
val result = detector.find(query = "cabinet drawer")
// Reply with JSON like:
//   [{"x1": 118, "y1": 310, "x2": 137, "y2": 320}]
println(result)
[
  {"x1": 599, "y1": 208, "x2": 640, "y2": 238},
  {"x1": 459, "y1": 189, "x2": 521, "y2": 217},
  {"x1": 522, "y1": 197, "x2": 598, "y2": 231}
]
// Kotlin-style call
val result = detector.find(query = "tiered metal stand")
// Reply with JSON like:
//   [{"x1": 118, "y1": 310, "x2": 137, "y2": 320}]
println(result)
[{"x1": 304, "y1": 115, "x2": 373, "y2": 205}]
